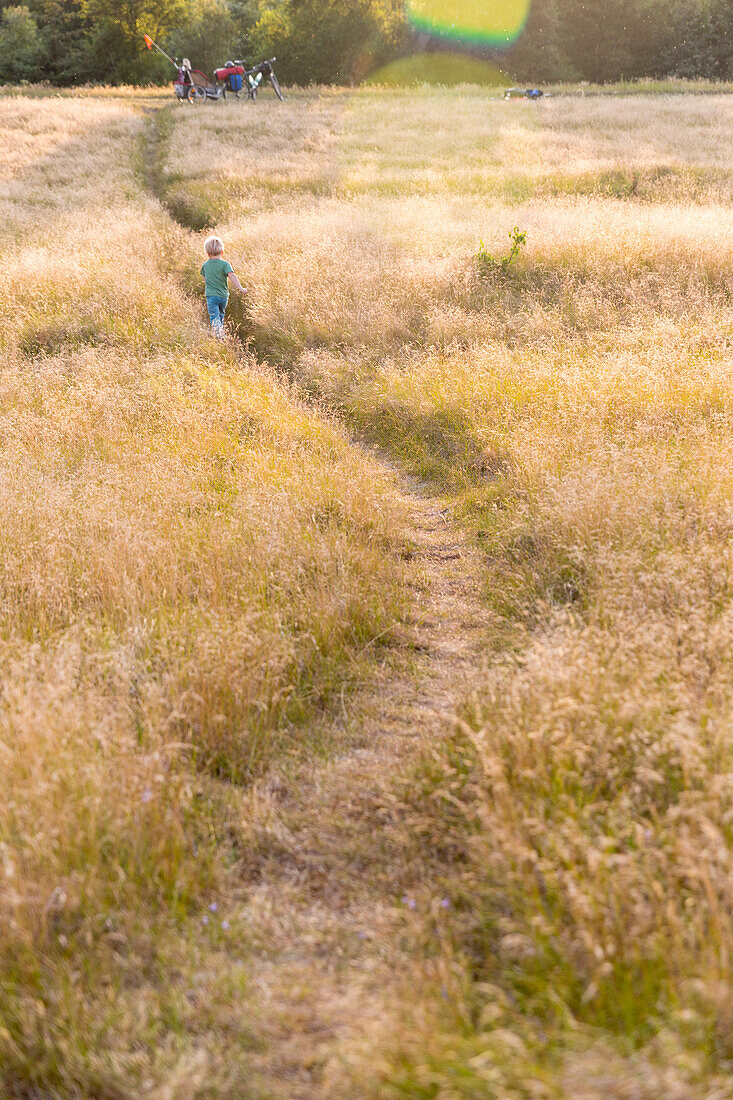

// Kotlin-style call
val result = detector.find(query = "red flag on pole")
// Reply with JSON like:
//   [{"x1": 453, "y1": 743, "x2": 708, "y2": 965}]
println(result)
[{"x1": 143, "y1": 33, "x2": 177, "y2": 68}]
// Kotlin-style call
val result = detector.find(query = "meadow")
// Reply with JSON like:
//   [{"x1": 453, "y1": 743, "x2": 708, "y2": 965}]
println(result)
[{"x1": 2, "y1": 83, "x2": 733, "y2": 1097}]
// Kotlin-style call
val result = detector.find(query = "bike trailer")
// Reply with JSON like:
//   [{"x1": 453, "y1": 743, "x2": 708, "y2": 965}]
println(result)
[
  {"x1": 214, "y1": 62, "x2": 245, "y2": 92},
  {"x1": 175, "y1": 69, "x2": 211, "y2": 97}
]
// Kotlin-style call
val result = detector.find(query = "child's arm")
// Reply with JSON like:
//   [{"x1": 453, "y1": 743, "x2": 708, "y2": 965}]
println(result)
[{"x1": 228, "y1": 272, "x2": 245, "y2": 294}]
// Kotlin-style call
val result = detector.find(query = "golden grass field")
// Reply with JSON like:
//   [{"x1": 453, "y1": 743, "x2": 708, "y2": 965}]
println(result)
[{"x1": 3, "y1": 83, "x2": 733, "y2": 1097}]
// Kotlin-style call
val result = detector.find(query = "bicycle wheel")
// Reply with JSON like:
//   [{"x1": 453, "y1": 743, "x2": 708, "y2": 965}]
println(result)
[
  {"x1": 269, "y1": 73, "x2": 284, "y2": 100},
  {"x1": 189, "y1": 85, "x2": 206, "y2": 103}
]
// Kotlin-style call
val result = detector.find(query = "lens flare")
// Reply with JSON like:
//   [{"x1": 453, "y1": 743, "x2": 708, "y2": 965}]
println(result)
[
  {"x1": 406, "y1": 0, "x2": 531, "y2": 47},
  {"x1": 367, "y1": 52, "x2": 507, "y2": 86}
]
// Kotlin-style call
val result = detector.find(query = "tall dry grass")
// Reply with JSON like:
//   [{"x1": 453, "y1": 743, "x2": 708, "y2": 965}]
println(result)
[
  {"x1": 170, "y1": 87, "x2": 733, "y2": 1094},
  {"x1": 0, "y1": 95, "x2": 410, "y2": 1096}
]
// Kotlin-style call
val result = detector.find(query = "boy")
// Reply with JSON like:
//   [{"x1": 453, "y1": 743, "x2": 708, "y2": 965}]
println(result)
[{"x1": 201, "y1": 236, "x2": 245, "y2": 338}]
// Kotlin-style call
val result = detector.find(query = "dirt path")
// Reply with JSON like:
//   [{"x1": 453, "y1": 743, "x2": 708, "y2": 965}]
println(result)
[
  {"x1": 141, "y1": 107, "x2": 491, "y2": 1096},
  {"x1": 237, "y1": 470, "x2": 490, "y2": 1098}
]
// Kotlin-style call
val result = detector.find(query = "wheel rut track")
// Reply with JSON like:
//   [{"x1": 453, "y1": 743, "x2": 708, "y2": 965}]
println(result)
[{"x1": 142, "y1": 106, "x2": 491, "y2": 1096}]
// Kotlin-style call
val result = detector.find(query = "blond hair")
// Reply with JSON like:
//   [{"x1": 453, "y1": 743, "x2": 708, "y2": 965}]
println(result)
[{"x1": 204, "y1": 236, "x2": 224, "y2": 257}]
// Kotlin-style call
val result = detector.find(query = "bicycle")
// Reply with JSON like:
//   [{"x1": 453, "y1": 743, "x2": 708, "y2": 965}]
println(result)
[{"x1": 231, "y1": 58, "x2": 284, "y2": 101}]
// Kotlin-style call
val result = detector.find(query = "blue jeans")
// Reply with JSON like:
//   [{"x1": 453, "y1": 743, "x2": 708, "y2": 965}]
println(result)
[{"x1": 206, "y1": 295, "x2": 228, "y2": 335}]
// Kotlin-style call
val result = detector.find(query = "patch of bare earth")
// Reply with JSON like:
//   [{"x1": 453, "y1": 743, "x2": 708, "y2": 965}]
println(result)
[{"x1": 236, "y1": 468, "x2": 490, "y2": 1097}]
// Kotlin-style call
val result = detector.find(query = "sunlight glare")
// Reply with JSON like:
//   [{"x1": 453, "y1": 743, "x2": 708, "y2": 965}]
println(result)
[
  {"x1": 406, "y1": 0, "x2": 531, "y2": 47},
  {"x1": 366, "y1": 51, "x2": 507, "y2": 85}
]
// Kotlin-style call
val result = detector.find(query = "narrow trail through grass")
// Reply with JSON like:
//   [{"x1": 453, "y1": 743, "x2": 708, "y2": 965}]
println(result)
[
  {"x1": 143, "y1": 102, "x2": 491, "y2": 1094},
  {"x1": 241, "y1": 477, "x2": 491, "y2": 1095}
]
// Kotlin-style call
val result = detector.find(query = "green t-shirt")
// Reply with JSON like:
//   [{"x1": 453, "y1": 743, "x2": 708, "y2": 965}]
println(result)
[{"x1": 201, "y1": 257, "x2": 233, "y2": 299}]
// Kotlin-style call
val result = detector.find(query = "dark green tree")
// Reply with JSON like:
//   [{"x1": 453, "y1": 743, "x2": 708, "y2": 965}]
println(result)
[
  {"x1": 23, "y1": 0, "x2": 89, "y2": 83},
  {"x1": 0, "y1": 4, "x2": 44, "y2": 80},
  {"x1": 708, "y1": 0, "x2": 733, "y2": 76},
  {"x1": 82, "y1": 0, "x2": 186, "y2": 82},
  {"x1": 558, "y1": 0, "x2": 633, "y2": 81},
  {"x1": 505, "y1": 0, "x2": 571, "y2": 82},
  {"x1": 164, "y1": 0, "x2": 243, "y2": 77},
  {"x1": 248, "y1": 0, "x2": 406, "y2": 84}
]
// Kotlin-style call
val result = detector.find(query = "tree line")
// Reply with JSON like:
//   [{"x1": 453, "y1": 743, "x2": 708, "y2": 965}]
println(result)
[{"x1": 1, "y1": 0, "x2": 732, "y2": 87}]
